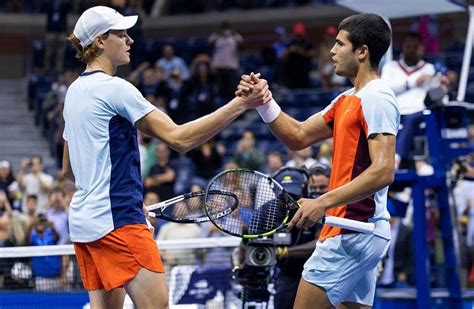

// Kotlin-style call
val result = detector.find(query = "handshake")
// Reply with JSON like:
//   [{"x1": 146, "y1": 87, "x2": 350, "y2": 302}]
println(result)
[{"x1": 235, "y1": 73, "x2": 282, "y2": 124}]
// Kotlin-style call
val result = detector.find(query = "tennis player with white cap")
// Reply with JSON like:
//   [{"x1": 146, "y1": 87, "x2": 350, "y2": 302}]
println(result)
[{"x1": 62, "y1": 6, "x2": 271, "y2": 308}]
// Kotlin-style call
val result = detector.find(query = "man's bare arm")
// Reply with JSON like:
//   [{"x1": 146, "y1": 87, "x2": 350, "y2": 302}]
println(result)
[
  {"x1": 317, "y1": 133, "x2": 396, "y2": 210},
  {"x1": 267, "y1": 112, "x2": 333, "y2": 151},
  {"x1": 137, "y1": 80, "x2": 270, "y2": 153},
  {"x1": 237, "y1": 74, "x2": 332, "y2": 150},
  {"x1": 288, "y1": 133, "x2": 396, "y2": 230}
]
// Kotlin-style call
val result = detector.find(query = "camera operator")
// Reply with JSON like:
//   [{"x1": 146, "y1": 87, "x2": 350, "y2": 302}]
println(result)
[
  {"x1": 272, "y1": 163, "x2": 330, "y2": 309},
  {"x1": 453, "y1": 154, "x2": 474, "y2": 250}
]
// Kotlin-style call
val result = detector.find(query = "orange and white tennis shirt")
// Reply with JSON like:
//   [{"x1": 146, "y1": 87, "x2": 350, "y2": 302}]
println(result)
[{"x1": 319, "y1": 79, "x2": 400, "y2": 241}]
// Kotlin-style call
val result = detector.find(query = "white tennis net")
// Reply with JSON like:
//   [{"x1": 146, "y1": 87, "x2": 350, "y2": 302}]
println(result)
[{"x1": 0, "y1": 237, "x2": 243, "y2": 309}]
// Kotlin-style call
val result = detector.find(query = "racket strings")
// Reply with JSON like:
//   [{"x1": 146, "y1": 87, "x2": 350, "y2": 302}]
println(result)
[
  {"x1": 207, "y1": 170, "x2": 289, "y2": 236},
  {"x1": 160, "y1": 195, "x2": 207, "y2": 221},
  {"x1": 158, "y1": 191, "x2": 238, "y2": 223},
  {"x1": 205, "y1": 191, "x2": 238, "y2": 219}
]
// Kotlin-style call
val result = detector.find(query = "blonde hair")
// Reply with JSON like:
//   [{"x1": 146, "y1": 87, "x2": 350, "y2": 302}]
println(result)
[{"x1": 68, "y1": 33, "x2": 109, "y2": 64}]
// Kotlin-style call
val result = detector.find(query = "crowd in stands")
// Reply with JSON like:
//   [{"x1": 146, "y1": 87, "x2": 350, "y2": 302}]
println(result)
[
  {"x1": 1, "y1": 0, "x2": 334, "y2": 16},
  {"x1": 1, "y1": 5, "x2": 474, "y2": 294}
]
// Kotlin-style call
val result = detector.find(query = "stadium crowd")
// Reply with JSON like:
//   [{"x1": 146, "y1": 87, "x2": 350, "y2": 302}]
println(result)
[{"x1": 0, "y1": 0, "x2": 332, "y2": 16}]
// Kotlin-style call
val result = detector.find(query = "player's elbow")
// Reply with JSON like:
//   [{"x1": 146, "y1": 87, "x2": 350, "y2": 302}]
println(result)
[
  {"x1": 167, "y1": 136, "x2": 193, "y2": 153},
  {"x1": 285, "y1": 142, "x2": 303, "y2": 151},
  {"x1": 283, "y1": 136, "x2": 311, "y2": 151},
  {"x1": 376, "y1": 165, "x2": 395, "y2": 187},
  {"x1": 168, "y1": 141, "x2": 189, "y2": 154},
  {"x1": 382, "y1": 172, "x2": 395, "y2": 187}
]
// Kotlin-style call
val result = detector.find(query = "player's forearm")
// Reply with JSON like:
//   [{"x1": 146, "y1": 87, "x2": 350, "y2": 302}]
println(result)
[
  {"x1": 167, "y1": 97, "x2": 247, "y2": 153},
  {"x1": 318, "y1": 164, "x2": 395, "y2": 212},
  {"x1": 267, "y1": 112, "x2": 331, "y2": 151}
]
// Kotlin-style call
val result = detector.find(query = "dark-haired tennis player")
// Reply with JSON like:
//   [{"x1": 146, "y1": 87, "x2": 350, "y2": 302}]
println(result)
[
  {"x1": 238, "y1": 13, "x2": 400, "y2": 308},
  {"x1": 62, "y1": 6, "x2": 271, "y2": 308}
]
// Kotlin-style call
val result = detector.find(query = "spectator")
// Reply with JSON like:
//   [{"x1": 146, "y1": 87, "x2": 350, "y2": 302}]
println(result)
[
  {"x1": 233, "y1": 130, "x2": 265, "y2": 171},
  {"x1": 109, "y1": 0, "x2": 127, "y2": 13},
  {"x1": 316, "y1": 139, "x2": 332, "y2": 167},
  {"x1": 155, "y1": 44, "x2": 190, "y2": 80},
  {"x1": 0, "y1": 160, "x2": 15, "y2": 205},
  {"x1": 0, "y1": 191, "x2": 14, "y2": 246},
  {"x1": 189, "y1": 139, "x2": 225, "y2": 182},
  {"x1": 453, "y1": 153, "x2": 474, "y2": 286},
  {"x1": 198, "y1": 180, "x2": 232, "y2": 269},
  {"x1": 381, "y1": 32, "x2": 447, "y2": 173},
  {"x1": 43, "y1": 69, "x2": 78, "y2": 169},
  {"x1": 157, "y1": 67, "x2": 186, "y2": 123},
  {"x1": 0, "y1": 190, "x2": 15, "y2": 289},
  {"x1": 181, "y1": 54, "x2": 218, "y2": 119},
  {"x1": 128, "y1": 62, "x2": 164, "y2": 98},
  {"x1": 17, "y1": 156, "x2": 54, "y2": 213},
  {"x1": 318, "y1": 26, "x2": 346, "y2": 90},
  {"x1": 156, "y1": 183, "x2": 202, "y2": 268},
  {"x1": 285, "y1": 147, "x2": 317, "y2": 169},
  {"x1": 272, "y1": 26, "x2": 290, "y2": 60},
  {"x1": 283, "y1": 22, "x2": 315, "y2": 89},
  {"x1": 263, "y1": 150, "x2": 284, "y2": 175},
  {"x1": 140, "y1": 134, "x2": 158, "y2": 178},
  {"x1": 209, "y1": 21, "x2": 243, "y2": 100},
  {"x1": 377, "y1": 214, "x2": 414, "y2": 288},
  {"x1": 11, "y1": 195, "x2": 39, "y2": 246},
  {"x1": 156, "y1": 218, "x2": 201, "y2": 268},
  {"x1": 46, "y1": 189, "x2": 69, "y2": 245},
  {"x1": 271, "y1": 26, "x2": 290, "y2": 85},
  {"x1": 42, "y1": 0, "x2": 71, "y2": 74},
  {"x1": 306, "y1": 162, "x2": 331, "y2": 198},
  {"x1": 144, "y1": 143, "x2": 176, "y2": 201},
  {"x1": 143, "y1": 191, "x2": 162, "y2": 237},
  {"x1": 29, "y1": 214, "x2": 62, "y2": 291}
]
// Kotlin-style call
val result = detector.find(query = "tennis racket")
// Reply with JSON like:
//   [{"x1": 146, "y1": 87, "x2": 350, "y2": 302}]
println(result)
[
  {"x1": 146, "y1": 190, "x2": 238, "y2": 223},
  {"x1": 205, "y1": 169, "x2": 375, "y2": 238}
]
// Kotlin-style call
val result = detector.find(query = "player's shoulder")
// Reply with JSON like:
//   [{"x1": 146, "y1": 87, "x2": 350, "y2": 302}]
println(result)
[
  {"x1": 331, "y1": 87, "x2": 354, "y2": 103},
  {"x1": 358, "y1": 79, "x2": 398, "y2": 107},
  {"x1": 360, "y1": 79, "x2": 395, "y2": 96},
  {"x1": 109, "y1": 75, "x2": 135, "y2": 88}
]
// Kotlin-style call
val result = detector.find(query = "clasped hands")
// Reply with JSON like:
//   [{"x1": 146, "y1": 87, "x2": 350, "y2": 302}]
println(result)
[{"x1": 235, "y1": 72, "x2": 273, "y2": 108}]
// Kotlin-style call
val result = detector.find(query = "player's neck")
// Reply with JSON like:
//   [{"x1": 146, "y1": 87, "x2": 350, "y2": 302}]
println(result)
[
  {"x1": 86, "y1": 57, "x2": 116, "y2": 76},
  {"x1": 352, "y1": 65, "x2": 379, "y2": 92}
]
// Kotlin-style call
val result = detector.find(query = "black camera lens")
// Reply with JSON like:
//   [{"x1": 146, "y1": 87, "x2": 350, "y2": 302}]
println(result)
[
  {"x1": 252, "y1": 247, "x2": 269, "y2": 265},
  {"x1": 249, "y1": 246, "x2": 273, "y2": 267}
]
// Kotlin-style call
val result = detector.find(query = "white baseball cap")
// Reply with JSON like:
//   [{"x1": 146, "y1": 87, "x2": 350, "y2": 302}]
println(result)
[{"x1": 73, "y1": 6, "x2": 138, "y2": 48}]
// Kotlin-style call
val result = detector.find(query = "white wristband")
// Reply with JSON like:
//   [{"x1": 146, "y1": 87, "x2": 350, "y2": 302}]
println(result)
[{"x1": 256, "y1": 99, "x2": 281, "y2": 123}]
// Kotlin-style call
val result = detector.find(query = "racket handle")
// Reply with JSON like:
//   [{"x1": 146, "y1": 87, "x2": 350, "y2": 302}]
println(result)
[
  {"x1": 148, "y1": 212, "x2": 156, "y2": 218},
  {"x1": 323, "y1": 216, "x2": 374, "y2": 234}
]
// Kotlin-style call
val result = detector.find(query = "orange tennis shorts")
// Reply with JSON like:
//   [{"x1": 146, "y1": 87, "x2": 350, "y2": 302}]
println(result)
[{"x1": 74, "y1": 224, "x2": 164, "y2": 291}]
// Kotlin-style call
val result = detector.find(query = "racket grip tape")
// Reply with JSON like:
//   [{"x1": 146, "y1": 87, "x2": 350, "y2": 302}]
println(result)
[{"x1": 322, "y1": 216, "x2": 374, "y2": 234}]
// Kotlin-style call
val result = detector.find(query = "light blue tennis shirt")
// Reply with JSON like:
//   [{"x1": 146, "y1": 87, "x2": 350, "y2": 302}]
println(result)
[{"x1": 63, "y1": 71, "x2": 156, "y2": 242}]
